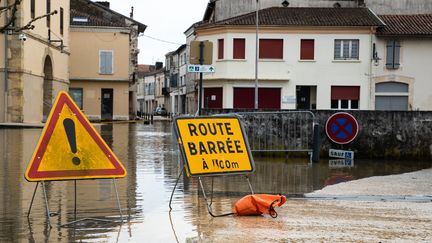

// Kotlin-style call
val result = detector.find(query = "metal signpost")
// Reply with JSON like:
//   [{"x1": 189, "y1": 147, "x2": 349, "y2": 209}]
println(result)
[
  {"x1": 189, "y1": 41, "x2": 213, "y2": 116},
  {"x1": 169, "y1": 116, "x2": 255, "y2": 217},
  {"x1": 326, "y1": 112, "x2": 358, "y2": 168},
  {"x1": 25, "y1": 91, "x2": 127, "y2": 228}
]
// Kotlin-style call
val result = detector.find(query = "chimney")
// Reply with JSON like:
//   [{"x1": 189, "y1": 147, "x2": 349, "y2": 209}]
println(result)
[
  {"x1": 96, "y1": 1, "x2": 110, "y2": 9},
  {"x1": 155, "y1": 62, "x2": 163, "y2": 70},
  {"x1": 130, "y1": 6, "x2": 134, "y2": 19}
]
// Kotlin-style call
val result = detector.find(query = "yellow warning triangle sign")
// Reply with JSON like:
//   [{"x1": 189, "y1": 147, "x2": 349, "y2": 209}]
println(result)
[{"x1": 25, "y1": 91, "x2": 127, "y2": 181}]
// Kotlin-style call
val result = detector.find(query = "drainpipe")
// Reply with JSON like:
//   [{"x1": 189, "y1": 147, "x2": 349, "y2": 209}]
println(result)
[
  {"x1": 4, "y1": 8, "x2": 9, "y2": 122},
  {"x1": 369, "y1": 27, "x2": 373, "y2": 110}
]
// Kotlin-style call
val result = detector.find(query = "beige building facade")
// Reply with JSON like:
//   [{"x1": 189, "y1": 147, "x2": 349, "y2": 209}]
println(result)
[
  {"x1": 1, "y1": 0, "x2": 70, "y2": 123},
  {"x1": 69, "y1": 0, "x2": 145, "y2": 121}
]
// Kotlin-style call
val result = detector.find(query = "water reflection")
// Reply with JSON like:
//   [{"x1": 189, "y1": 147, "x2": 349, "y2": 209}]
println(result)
[{"x1": 0, "y1": 122, "x2": 431, "y2": 242}]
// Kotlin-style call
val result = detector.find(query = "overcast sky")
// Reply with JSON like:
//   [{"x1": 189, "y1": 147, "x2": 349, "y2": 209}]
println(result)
[{"x1": 105, "y1": 0, "x2": 209, "y2": 65}]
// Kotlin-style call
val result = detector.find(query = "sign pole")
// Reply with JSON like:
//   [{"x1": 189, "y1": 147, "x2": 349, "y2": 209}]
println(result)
[
  {"x1": 198, "y1": 41, "x2": 204, "y2": 116},
  {"x1": 27, "y1": 182, "x2": 39, "y2": 218},
  {"x1": 41, "y1": 181, "x2": 52, "y2": 228}
]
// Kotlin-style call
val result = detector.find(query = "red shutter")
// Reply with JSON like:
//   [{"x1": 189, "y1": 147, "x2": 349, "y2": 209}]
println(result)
[
  {"x1": 331, "y1": 86, "x2": 360, "y2": 100},
  {"x1": 204, "y1": 88, "x2": 223, "y2": 108},
  {"x1": 259, "y1": 39, "x2": 283, "y2": 59},
  {"x1": 233, "y1": 38, "x2": 245, "y2": 59},
  {"x1": 259, "y1": 88, "x2": 281, "y2": 109},
  {"x1": 234, "y1": 88, "x2": 254, "y2": 109},
  {"x1": 300, "y1": 39, "x2": 314, "y2": 60},
  {"x1": 218, "y1": 39, "x2": 224, "y2": 59}
]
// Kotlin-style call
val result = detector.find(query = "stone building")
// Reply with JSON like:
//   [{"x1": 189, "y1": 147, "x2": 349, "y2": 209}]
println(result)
[{"x1": 0, "y1": 0, "x2": 70, "y2": 123}]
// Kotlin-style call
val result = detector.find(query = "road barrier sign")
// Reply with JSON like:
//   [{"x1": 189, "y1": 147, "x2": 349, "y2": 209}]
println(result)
[
  {"x1": 329, "y1": 149, "x2": 354, "y2": 160},
  {"x1": 187, "y1": 64, "x2": 215, "y2": 73},
  {"x1": 25, "y1": 91, "x2": 127, "y2": 181},
  {"x1": 174, "y1": 116, "x2": 255, "y2": 176},
  {"x1": 325, "y1": 112, "x2": 359, "y2": 144}
]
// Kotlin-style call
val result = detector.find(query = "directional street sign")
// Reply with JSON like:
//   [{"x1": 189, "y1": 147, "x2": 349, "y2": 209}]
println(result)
[
  {"x1": 25, "y1": 91, "x2": 127, "y2": 181},
  {"x1": 329, "y1": 149, "x2": 354, "y2": 160},
  {"x1": 174, "y1": 116, "x2": 255, "y2": 177},
  {"x1": 187, "y1": 64, "x2": 215, "y2": 73},
  {"x1": 325, "y1": 112, "x2": 359, "y2": 144}
]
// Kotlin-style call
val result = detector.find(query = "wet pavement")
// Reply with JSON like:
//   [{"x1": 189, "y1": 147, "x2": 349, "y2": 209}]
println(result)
[{"x1": 0, "y1": 122, "x2": 432, "y2": 242}]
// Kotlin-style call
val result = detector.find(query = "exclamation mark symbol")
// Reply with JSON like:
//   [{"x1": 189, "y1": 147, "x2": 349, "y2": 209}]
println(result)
[{"x1": 63, "y1": 118, "x2": 81, "y2": 165}]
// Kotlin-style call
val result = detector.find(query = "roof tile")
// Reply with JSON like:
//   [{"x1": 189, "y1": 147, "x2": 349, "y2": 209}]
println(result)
[
  {"x1": 199, "y1": 7, "x2": 384, "y2": 28},
  {"x1": 377, "y1": 15, "x2": 432, "y2": 36}
]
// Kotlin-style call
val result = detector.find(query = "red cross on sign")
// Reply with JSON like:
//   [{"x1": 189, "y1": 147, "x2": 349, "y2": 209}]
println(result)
[{"x1": 325, "y1": 112, "x2": 359, "y2": 144}]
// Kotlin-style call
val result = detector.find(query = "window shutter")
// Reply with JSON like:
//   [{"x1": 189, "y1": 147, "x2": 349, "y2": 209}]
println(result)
[
  {"x1": 259, "y1": 39, "x2": 283, "y2": 59},
  {"x1": 100, "y1": 52, "x2": 106, "y2": 73},
  {"x1": 100, "y1": 51, "x2": 113, "y2": 74},
  {"x1": 386, "y1": 40, "x2": 400, "y2": 69},
  {"x1": 233, "y1": 38, "x2": 245, "y2": 59},
  {"x1": 393, "y1": 41, "x2": 400, "y2": 69},
  {"x1": 218, "y1": 39, "x2": 224, "y2": 59},
  {"x1": 300, "y1": 39, "x2": 314, "y2": 60}
]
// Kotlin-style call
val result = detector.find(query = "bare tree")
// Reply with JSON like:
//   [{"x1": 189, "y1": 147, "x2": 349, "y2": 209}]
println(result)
[{"x1": 0, "y1": 0, "x2": 57, "y2": 33}]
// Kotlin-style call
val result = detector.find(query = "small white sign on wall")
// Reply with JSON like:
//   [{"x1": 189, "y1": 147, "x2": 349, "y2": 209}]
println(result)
[
  {"x1": 282, "y1": 95, "x2": 296, "y2": 104},
  {"x1": 211, "y1": 95, "x2": 216, "y2": 101}
]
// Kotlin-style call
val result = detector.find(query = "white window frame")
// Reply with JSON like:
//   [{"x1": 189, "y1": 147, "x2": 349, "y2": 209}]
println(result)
[
  {"x1": 99, "y1": 50, "x2": 114, "y2": 74},
  {"x1": 334, "y1": 39, "x2": 359, "y2": 60},
  {"x1": 331, "y1": 99, "x2": 359, "y2": 110}
]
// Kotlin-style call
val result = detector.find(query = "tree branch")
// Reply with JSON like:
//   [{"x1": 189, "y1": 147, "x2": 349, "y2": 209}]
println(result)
[
  {"x1": 0, "y1": 0, "x2": 20, "y2": 33},
  {"x1": 14, "y1": 10, "x2": 58, "y2": 32}
]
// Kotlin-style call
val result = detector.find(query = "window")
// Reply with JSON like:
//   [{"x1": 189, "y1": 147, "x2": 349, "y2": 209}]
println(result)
[
  {"x1": 60, "y1": 8, "x2": 64, "y2": 35},
  {"x1": 386, "y1": 40, "x2": 400, "y2": 69},
  {"x1": 31, "y1": 0, "x2": 35, "y2": 19},
  {"x1": 331, "y1": 86, "x2": 360, "y2": 109},
  {"x1": 375, "y1": 82, "x2": 408, "y2": 110},
  {"x1": 218, "y1": 39, "x2": 224, "y2": 59},
  {"x1": 233, "y1": 38, "x2": 245, "y2": 59},
  {"x1": 99, "y1": 51, "x2": 113, "y2": 74},
  {"x1": 300, "y1": 39, "x2": 314, "y2": 60},
  {"x1": 334, "y1": 39, "x2": 359, "y2": 60},
  {"x1": 259, "y1": 39, "x2": 283, "y2": 59},
  {"x1": 46, "y1": 0, "x2": 51, "y2": 27},
  {"x1": 69, "y1": 88, "x2": 83, "y2": 110}
]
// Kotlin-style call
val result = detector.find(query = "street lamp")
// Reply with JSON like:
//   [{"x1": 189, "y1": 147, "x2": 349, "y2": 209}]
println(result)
[{"x1": 254, "y1": 0, "x2": 259, "y2": 109}]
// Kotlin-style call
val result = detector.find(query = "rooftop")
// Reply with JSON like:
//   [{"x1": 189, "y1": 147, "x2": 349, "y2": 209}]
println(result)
[
  {"x1": 70, "y1": 0, "x2": 146, "y2": 32},
  {"x1": 377, "y1": 14, "x2": 432, "y2": 36},
  {"x1": 198, "y1": 7, "x2": 384, "y2": 28}
]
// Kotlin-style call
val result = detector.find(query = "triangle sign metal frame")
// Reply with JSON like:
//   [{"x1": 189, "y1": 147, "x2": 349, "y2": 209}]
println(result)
[{"x1": 25, "y1": 91, "x2": 127, "y2": 181}]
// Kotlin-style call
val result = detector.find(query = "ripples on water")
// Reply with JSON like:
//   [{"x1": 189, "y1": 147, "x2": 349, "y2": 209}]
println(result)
[{"x1": 0, "y1": 122, "x2": 431, "y2": 242}]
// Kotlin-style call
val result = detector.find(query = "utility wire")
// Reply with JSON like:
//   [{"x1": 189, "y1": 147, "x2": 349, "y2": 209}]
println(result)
[{"x1": 139, "y1": 33, "x2": 184, "y2": 46}]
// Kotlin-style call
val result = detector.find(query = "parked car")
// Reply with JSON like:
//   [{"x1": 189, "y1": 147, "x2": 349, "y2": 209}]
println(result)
[{"x1": 154, "y1": 107, "x2": 167, "y2": 116}]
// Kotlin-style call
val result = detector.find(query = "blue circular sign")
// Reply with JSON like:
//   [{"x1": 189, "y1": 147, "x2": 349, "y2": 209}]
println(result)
[{"x1": 325, "y1": 112, "x2": 359, "y2": 144}]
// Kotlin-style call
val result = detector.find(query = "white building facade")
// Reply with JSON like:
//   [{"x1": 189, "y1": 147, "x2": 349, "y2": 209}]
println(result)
[
  {"x1": 194, "y1": 7, "x2": 384, "y2": 110},
  {"x1": 371, "y1": 14, "x2": 432, "y2": 111}
]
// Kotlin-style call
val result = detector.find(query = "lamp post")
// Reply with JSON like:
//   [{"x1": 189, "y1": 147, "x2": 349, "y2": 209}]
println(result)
[{"x1": 254, "y1": 0, "x2": 259, "y2": 109}]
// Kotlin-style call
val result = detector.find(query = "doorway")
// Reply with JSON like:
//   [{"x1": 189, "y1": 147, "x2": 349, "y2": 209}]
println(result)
[
  {"x1": 101, "y1": 89, "x2": 113, "y2": 120},
  {"x1": 296, "y1": 86, "x2": 317, "y2": 110}
]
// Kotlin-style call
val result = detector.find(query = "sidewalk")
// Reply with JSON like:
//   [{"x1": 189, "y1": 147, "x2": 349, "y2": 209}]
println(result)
[{"x1": 200, "y1": 168, "x2": 432, "y2": 242}]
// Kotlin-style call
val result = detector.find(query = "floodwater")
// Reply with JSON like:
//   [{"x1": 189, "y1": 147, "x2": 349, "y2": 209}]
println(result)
[{"x1": 0, "y1": 122, "x2": 431, "y2": 242}]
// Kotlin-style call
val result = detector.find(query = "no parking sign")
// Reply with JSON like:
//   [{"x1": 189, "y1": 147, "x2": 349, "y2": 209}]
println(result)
[{"x1": 325, "y1": 112, "x2": 359, "y2": 144}]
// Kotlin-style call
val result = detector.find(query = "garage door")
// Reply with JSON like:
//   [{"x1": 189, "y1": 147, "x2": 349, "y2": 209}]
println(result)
[{"x1": 233, "y1": 88, "x2": 281, "y2": 109}]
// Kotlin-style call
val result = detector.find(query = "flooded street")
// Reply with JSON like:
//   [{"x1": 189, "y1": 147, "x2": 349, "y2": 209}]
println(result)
[{"x1": 1, "y1": 122, "x2": 432, "y2": 242}]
